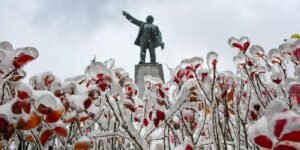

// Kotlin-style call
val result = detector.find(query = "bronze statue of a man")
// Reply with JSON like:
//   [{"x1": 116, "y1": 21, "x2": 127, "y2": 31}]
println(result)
[{"x1": 122, "y1": 11, "x2": 164, "y2": 64}]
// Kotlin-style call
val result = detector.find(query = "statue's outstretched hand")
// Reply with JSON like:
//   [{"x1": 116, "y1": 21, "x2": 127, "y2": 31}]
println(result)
[
  {"x1": 122, "y1": 11, "x2": 128, "y2": 16},
  {"x1": 161, "y1": 42, "x2": 165, "y2": 50}
]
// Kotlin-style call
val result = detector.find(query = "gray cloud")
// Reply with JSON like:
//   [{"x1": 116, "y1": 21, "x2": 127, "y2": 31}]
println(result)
[{"x1": 31, "y1": 0, "x2": 127, "y2": 35}]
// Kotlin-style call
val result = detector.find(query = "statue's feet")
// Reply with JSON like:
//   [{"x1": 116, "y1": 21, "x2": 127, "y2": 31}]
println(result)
[{"x1": 139, "y1": 61, "x2": 145, "y2": 64}]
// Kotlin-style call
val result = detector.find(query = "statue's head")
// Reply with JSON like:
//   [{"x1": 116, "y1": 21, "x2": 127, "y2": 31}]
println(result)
[{"x1": 146, "y1": 15, "x2": 154, "y2": 24}]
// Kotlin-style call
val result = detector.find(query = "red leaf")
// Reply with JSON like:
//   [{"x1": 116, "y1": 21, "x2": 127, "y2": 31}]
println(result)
[
  {"x1": 232, "y1": 43, "x2": 244, "y2": 51},
  {"x1": 0, "y1": 115, "x2": 9, "y2": 132},
  {"x1": 86, "y1": 80, "x2": 91, "y2": 87},
  {"x1": 177, "y1": 70, "x2": 185, "y2": 79},
  {"x1": 293, "y1": 48, "x2": 300, "y2": 60},
  {"x1": 274, "y1": 144, "x2": 298, "y2": 150},
  {"x1": 253, "y1": 104, "x2": 260, "y2": 111},
  {"x1": 188, "y1": 74, "x2": 194, "y2": 79},
  {"x1": 280, "y1": 130, "x2": 300, "y2": 142},
  {"x1": 63, "y1": 100, "x2": 70, "y2": 111},
  {"x1": 243, "y1": 41, "x2": 250, "y2": 51},
  {"x1": 134, "y1": 117, "x2": 140, "y2": 122},
  {"x1": 157, "y1": 99, "x2": 166, "y2": 106},
  {"x1": 37, "y1": 103, "x2": 53, "y2": 115},
  {"x1": 17, "y1": 90, "x2": 30, "y2": 100},
  {"x1": 250, "y1": 111, "x2": 257, "y2": 120},
  {"x1": 211, "y1": 59, "x2": 217, "y2": 67},
  {"x1": 44, "y1": 75, "x2": 54, "y2": 87},
  {"x1": 156, "y1": 110, "x2": 165, "y2": 120},
  {"x1": 13, "y1": 54, "x2": 33, "y2": 68},
  {"x1": 194, "y1": 64, "x2": 200, "y2": 70},
  {"x1": 96, "y1": 73, "x2": 104, "y2": 79},
  {"x1": 158, "y1": 89, "x2": 165, "y2": 99},
  {"x1": 154, "y1": 118, "x2": 160, "y2": 127},
  {"x1": 191, "y1": 122, "x2": 197, "y2": 131},
  {"x1": 45, "y1": 110, "x2": 64, "y2": 123},
  {"x1": 54, "y1": 126, "x2": 68, "y2": 137},
  {"x1": 17, "y1": 112, "x2": 41, "y2": 130},
  {"x1": 0, "y1": 115, "x2": 14, "y2": 140},
  {"x1": 3, "y1": 124, "x2": 14, "y2": 140},
  {"x1": 185, "y1": 144, "x2": 193, "y2": 150},
  {"x1": 84, "y1": 98, "x2": 92, "y2": 109},
  {"x1": 143, "y1": 118, "x2": 149, "y2": 126},
  {"x1": 149, "y1": 111, "x2": 153, "y2": 120},
  {"x1": 253, "y1": 135, "x2": 273, "y2": 149},
  {"x1": 12, "y1": 101, "x2": 23, "y2": 114},
  {"x1": 274, "y1": 119, "x2": 287, "y2": 138},
  {"x1": 201, "y1": 72, "x2": 208, "y2": 81},
  {"x1": 185, "y1": 66, "x2": 193, "y2": 71},
  {"x1": 74, "y1": 141, "x2": 90, "y2": 150},
  {"x1": 40, "y1": 129, "x2": 53, "y2": 146},
  {"x1": 22, "y1": 101, "x2": 31, "y2": 114},
  {"x1": 98, "y1": 82, "x2": 108, "y2": 91},
  {"x1": 63, "y1": 117, "x2": 76, "y2": 124},
  {"x1": 173, "y1": 78, "x2": 179, "y2": 85},
  {"x1": 79, "y1": 115, "x2": 90, "y2": 122},
  {"x1": 123, "y1": 103, "x2": 136, "y2": 112},
  {"x1": 247, "y1": 60, "x2": 254, "y2": 66},
  {"x1": 273, "y1": 78, "x2": 282, "y2": 84}
]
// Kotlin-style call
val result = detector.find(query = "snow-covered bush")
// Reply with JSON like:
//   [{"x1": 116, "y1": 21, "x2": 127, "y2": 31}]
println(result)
[{"x1": 1, "y1": 35, "x2": 300, "y2": 150}]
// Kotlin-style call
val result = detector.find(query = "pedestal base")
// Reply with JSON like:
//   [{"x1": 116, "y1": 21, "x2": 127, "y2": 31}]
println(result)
[{"x1": 135, "y1": 63, "x2": 164, "y2": 98}]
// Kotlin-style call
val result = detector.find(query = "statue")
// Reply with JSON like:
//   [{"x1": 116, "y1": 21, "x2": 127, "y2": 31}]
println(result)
[{"x1": 122, "y1": 11, "x2": 164, "y2": 64}]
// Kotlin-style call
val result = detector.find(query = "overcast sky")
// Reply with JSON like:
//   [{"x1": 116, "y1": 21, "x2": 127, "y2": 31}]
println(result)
[{"x1": 0, "y1": 0, "x2": 299, "y2": 81}]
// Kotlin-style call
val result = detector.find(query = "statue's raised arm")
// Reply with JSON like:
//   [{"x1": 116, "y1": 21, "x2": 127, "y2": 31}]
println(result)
[{"x1": 122, "y1": 11, "x2": 144, "y2": 27}]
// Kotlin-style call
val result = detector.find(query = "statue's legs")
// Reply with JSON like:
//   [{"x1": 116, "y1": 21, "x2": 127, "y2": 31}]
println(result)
[
  {"x1": 139, "y1": 43, "x2": 147, "y2": 64},
  {"x1": 149, "y1": 42, "x2": 156, "y2": 63}
]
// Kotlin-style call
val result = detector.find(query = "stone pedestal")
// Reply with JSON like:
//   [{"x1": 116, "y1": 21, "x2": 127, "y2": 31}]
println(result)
[{"x1": 135, "y1": 63, "x2": 164, "y2": 98}]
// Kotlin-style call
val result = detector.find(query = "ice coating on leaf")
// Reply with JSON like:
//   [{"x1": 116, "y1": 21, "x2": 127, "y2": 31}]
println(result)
[
  {"x1": 0, "y1": 64, "x2": 10, "y2": 78},
  {"x1": 271, "y1": 72, "x2": 283, "y2": 84},
  {"x1": 110, "y1": 78, "x2": 122, "y2": 97},
  {"x1": 268, "y1": 48, "x2": 284, "y2": 64},
  {"x1": 0, "y1": 41, "x2": 13, "y2": 51},
  {"x1": 112, "y1": 67, "x2": 129, "y2": 78},
  {"x1": 0, "y1": 48, "x2": 14, "y2": 65},
  {"x1": 29, "y1": 72, "x2": 61, "y2": 90},
  {"x1": 249, "y1": 45, "x2": 265, "y2": 57},
  {"x1": 249, "y1": 99, "x2": 300, "y2": 149},
  {"x1": 264, "y1": 100, "x2": 289, "y2": 120},
  {"x1": 233, "y1": 54, "x2": 247, "y2": 67},
  {"x1": 15, "y1": 82, "x2": 33, "y2": 100},
  {"x1": 35, "y1": 93, "x2": 58, "y2": 110},
  {"x1": 144, "y1": 75, "x2": 163, "y2": 85},
  {"x1": 0, "y1": 100, "x2": 15, "y2": 122},
  {"x1": 206, "y1": 51, "x2": 218, "y2": 69},
  {"x1": 270, "y1": 111, "x2": 300, "y2": 140},
  {"x1": 294, "y1": 64, "x2": 300, "y2": 77},
  {"x1": 228, "y1": 36, "x2": 250, "y2": 52},
  {"x1": 13, "y1": 47, "x2": 39, "y2": 68},
  {"x1": 180, "y1": 57, "x2": 203, "y2": 70},
  {"x1": 67, "y1": 94, "x2": 90, "y2": 110},
  {"x1": 279, "y1": 38, "x2": 300, "y2": 51},
  {"x1": 166, "y1": 79, "x2": 197, "y2": 120},
  {"x1": 126, "y1": 119, "x2": 150, "y2": 150},
  {"x1": 85, "y1": 61, "x2": 113, "y2": 91},
  {"x1": 64, "y1": 75, "x2": 87, "y2": 83},
  {"x1": 85, "y1": 61, "x2": 112, "y2": 81},
  {"x1": 248, "y1": 116, "x2": 273, "y2": 148},
  {"x1": 0, "y1": 50, "x2": 6, "y2": 63}
]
